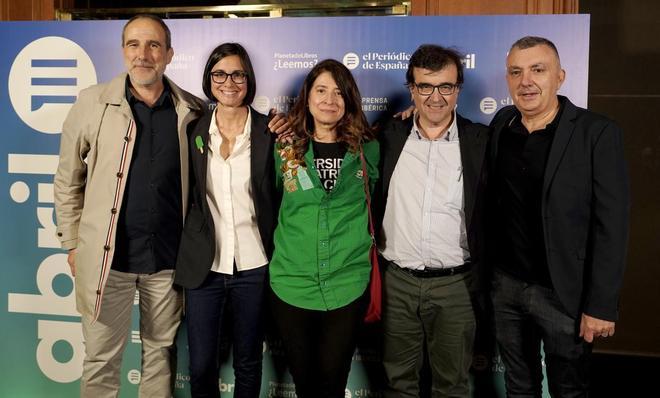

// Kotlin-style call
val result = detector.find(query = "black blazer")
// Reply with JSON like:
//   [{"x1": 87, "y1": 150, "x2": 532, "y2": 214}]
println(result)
[
  {"x1": 175, "y1": 107, "x2": 279, "y2": 289},
  {"x1": 489, "y1": 96, "x2": 630, "y2": 320},
  {"x1": 374, "y1": 114, "x2": 490, "y2": 292}
]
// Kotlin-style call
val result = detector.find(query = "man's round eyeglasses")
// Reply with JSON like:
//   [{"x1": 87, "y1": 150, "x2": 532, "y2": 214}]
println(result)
[
  {"x1": 210, "y1": 70, "x2": 247, "y2": 84},
  {"x1": 413, "y1": 82, "x2": 460, "y2": 96}
]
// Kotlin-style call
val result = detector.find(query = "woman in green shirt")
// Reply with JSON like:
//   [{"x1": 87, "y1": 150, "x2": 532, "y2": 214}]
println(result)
[{"x1": 269, "y1": 59, "x2": 379, "y2": 398}]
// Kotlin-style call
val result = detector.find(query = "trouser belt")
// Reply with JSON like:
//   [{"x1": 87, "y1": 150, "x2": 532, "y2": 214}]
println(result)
[{"x1": 395, "y1": 262, "x2": 471, "y2": 278}]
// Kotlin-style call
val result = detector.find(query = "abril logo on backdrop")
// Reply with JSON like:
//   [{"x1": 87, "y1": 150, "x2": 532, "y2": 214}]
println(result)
[
  {"x1": 5, "y1": 35, "x2": 95, "y2": 385},
  {"x1": 8, "y1": 36, "x2": 96, "y2": 134}
]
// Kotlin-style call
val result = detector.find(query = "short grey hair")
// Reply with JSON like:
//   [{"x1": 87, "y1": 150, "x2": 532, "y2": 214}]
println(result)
[
  {"x1": 122, "y1": 14, "x2": 172, "y2": 49},
  {"x1": 510, "y1": 36, "x2": 560, "y2": 63}
]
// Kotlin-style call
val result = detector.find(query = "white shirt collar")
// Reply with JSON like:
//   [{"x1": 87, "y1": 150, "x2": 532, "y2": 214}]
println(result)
[{"x1": 411, "y1": 107, "x2": 459, "y2": 142}]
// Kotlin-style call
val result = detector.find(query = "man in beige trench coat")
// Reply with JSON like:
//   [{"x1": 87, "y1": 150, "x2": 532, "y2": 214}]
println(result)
[{"x1": 54, "y1": 14, "x2": 204, "y2": 397}]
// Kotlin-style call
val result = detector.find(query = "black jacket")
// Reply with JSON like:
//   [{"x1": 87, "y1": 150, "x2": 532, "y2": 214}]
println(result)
[{"x1": 489, "y1": 96, "x2": 630, "y2": 320}]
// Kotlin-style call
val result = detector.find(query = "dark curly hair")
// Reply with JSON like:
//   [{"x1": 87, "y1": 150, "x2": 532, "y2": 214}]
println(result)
[{"x1": 405, "y1": 44, "x2": 464, "y2": 87}]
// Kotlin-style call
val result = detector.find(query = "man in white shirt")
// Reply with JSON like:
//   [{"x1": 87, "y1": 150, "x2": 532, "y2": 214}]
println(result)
[{"x1": 376, "y1": 44, "x2": 489, "y2": 397}]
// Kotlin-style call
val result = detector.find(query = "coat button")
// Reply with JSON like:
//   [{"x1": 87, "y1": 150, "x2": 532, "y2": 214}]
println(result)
[
  {"x1": 111, "y1": 208, "x2": 117, "y2": 214},
  {"x1": 124, "y1": 136, "x2": 131, "y2": 142},
  {"x1": 96, "y1": 290, "x2": 101, "y2": 295},
  {"x1": 103, "y1": 245, "x2": 111, "y2": 251},
  {"x1": 116, "y1": 172, "x2": 123, "y2": 178},
  {"x1": 57, "y1": 232, "x2": 62, "y2": 237}
]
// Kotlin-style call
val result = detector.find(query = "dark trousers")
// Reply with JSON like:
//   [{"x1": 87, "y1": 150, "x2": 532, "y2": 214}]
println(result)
[
  {"x1": 270, "y1": 289, "x2": 367, "y2": 398},
  {"x1": 185, "y1": 266, "x2": 267, "y2": 398},
  {"x1": 491, "y1": 270, "x2": 592, "y2": 398},
  {"x1": 382, "y1": 262, "x2": 476, "y2": 398}
]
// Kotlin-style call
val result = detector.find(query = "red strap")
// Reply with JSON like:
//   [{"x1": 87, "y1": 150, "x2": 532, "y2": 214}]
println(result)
[{"x1": 359, "y1": 145, "x2": 381, "y2": 323}]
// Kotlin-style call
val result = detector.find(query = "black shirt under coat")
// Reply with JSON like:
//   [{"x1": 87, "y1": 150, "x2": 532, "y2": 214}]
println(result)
[
  {"x1": 312, "y1": 140, "x2": 347, "y2": 192},
  {"x1": 112, "y1": 79, "x2": 182, "y2": 274},
  {"x1": 492, "y1": 98, "x2": 565, "y2": 287}
]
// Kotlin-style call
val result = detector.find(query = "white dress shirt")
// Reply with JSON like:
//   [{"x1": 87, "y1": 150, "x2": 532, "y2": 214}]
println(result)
[
  {"x1": 380, "y1": 110, "x2": 470, "y2": 269},
  {"x1": 206, "y1": 108, "x2": 268, "y2": 274}
]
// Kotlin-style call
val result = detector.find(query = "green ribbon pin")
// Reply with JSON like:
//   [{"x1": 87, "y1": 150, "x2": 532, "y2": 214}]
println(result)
[{"x1": 195, "y1": 136, "x2": 204, "y2": 154}]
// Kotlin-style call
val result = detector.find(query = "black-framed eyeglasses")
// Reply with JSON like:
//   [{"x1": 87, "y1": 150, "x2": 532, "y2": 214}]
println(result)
[
  {"x1": 412, "y1": 82, "x2": 460, "y2": 96},
  {"x1": 210, "y1": 70, "x2": 247, "y2": 84}
]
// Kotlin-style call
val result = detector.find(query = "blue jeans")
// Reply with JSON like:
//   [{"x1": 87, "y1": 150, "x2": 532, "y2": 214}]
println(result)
[
  {"x1": 491, "y1": 270, "x2": 592, "y2": 398},
  {"x1": 185, "y1": 266, "x2": 267, "y2": 398}
]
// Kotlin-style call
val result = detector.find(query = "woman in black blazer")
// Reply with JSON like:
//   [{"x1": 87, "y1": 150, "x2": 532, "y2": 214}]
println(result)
[{"x1": 174, "y1": 42, "x2": 280, "y2": 398}]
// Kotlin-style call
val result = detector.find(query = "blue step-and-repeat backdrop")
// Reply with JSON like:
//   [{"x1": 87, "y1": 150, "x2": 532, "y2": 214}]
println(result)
[{"x1": 0, "y1": 15, "x2": 589, "y2": 397}]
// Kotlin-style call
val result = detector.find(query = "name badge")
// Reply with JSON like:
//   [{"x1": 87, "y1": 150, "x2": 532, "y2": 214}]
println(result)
[{"x1": 297, "y1": 168, "x2": 314, "y2": 190}]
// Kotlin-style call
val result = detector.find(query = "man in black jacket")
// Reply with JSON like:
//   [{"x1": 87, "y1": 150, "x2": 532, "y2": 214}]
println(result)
[
  {"x1": 489, "y1": 36, "x2": 630, "y2": 396},
  {"x1": 376, "y1": 44, "x2": 489, "y2": 397}
]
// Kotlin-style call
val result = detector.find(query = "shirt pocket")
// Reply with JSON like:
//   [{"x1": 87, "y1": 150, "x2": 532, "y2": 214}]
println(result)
[{"x1": 444, "y1": 166, "x2": 464, "y2": 211}]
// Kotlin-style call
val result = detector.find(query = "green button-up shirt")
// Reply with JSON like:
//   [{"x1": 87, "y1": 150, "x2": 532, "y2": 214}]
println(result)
[{"x1": 270, "y1": 139, "x2": 379, "y2": 311}]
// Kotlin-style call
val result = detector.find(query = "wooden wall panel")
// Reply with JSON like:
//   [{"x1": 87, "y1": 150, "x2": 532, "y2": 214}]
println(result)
[
  {"x1": 3, "y1": 0, "x2": 579, "y2": 20},
  {"x1": 0, "y1": 0, "x2": 60, "y2": 21},
  {"x1": 412, "y1": 0, "x2": 578, "y2": 16}
]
